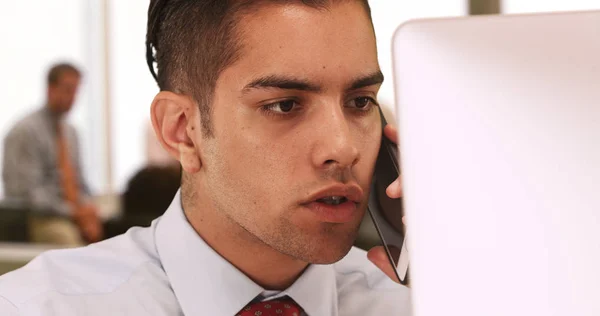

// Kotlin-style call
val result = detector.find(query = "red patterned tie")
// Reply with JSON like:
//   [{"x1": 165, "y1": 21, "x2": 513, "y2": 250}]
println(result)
[{"x1": 237, "y1": 298, "x2": 303, "y2": 316}]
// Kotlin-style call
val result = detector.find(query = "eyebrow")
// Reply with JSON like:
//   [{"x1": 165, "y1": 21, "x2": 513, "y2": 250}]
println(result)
[
  {"x1": 241, "y1": 70, "x2": 385, "y2": 94},
  {"x1": 347, "y1": 71, "x2": 385, "y2": 91},
  {"x1": 243, "y1": 75, "x2": 322, "y2": 93}
]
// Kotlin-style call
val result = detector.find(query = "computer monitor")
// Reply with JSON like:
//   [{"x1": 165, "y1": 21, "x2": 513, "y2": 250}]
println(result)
[{"x1": 392, "y1": 10, "x2": 600, "y2": 316}]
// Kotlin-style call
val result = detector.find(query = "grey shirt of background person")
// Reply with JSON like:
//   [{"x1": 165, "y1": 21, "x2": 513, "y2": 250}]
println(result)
[{"x1": 2, "y1": 106, "x2": 90, "y2": 216}]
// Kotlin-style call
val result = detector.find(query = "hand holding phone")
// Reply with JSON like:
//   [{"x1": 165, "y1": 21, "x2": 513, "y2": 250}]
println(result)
[{"x1": 366, "y1": 108, "x2": 409, "y2": 285}]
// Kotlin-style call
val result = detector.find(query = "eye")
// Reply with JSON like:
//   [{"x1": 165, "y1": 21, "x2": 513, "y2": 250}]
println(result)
[
  {"x1": 262, "y1": 99, "x2": 298, "y2": 114},
  {"x1": 347, "y1": 96, "x2": 378, "y2": 110}
]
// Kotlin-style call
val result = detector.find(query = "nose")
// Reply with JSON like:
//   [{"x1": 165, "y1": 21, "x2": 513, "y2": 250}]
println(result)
[{"x1": 311, "y1": 105, "x2": 360, "y2": 171}]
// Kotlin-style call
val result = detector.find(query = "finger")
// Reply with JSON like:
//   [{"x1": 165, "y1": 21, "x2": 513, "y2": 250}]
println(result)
[
  {"x1": 86, "y1": 226, "x2": 102, "y2": 243},
  {"x1": 386, "y1": 177, "x2": 403, "y2": 199},
  {"x1": 383, "y1": 124, "x2": 399, "y2": 144},
  {"x1": 367, "y1": 246, "x2": 400, "y2": 283}
]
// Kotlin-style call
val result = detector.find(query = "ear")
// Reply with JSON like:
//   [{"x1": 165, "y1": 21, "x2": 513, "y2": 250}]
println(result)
[{"x1": 150, "y1": 91, "x2": 202, "y2": 174}]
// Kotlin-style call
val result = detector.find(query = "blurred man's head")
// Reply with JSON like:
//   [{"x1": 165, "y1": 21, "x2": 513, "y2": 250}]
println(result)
[
  {"x1": 149, "y1": 0, "x2": 382, "y2": 264},
  {"x1": 46, "y1": 63, "x2": 81, "y2": 115}
]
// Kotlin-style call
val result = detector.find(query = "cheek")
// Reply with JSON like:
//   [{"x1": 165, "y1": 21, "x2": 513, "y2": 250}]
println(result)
[
  {"x1": 207, "y1": 99, "x2": 296, "y2": 214},
  {"x1": 225, "y1": 107, "x2": 304, "y2": 178},
  {"x1": 355, "y1": 127, "x2": 382, "y2": 185},
  {"x1": 213, "y1": 127, "x2": 299, "y2": 208}
]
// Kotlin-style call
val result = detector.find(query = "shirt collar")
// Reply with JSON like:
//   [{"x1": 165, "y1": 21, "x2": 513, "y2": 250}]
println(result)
[
  {"x1": 40, "y1": 106, "x2": 62, "y2": 132},
  {"x1": 284, "y1": 263, "x2": 338, "y2": 316},
  {"x1": 155, "y1": 190, "x2": 338, "y2": 316}
]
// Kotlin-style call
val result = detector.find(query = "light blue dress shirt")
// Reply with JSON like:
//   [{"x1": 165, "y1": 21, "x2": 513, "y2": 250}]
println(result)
[{"x1": 0, "y1": 191, "x2": 412, "y2": 315}]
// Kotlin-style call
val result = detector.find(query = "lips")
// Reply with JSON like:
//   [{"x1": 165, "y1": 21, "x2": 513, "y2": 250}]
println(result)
[
  {"x1": 301, "y1": 184, "x2": 364, "y2": 223},
  {"x1": 304, "y1": 184, "x2": 364, "y2": 205}
]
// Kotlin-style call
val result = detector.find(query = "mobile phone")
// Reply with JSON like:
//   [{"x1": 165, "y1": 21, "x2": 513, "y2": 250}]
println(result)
[{"x1": 366, "y1": 107, "x2": 409, "y2": 285}]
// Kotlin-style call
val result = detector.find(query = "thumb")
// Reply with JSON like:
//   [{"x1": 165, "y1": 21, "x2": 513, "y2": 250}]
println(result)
[{"x1": 367, "y1": 246, "x2": 400, "y2": 283}]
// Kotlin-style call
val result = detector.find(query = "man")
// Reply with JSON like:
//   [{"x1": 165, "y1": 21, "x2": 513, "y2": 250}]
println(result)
[
  {"x1": 1, "y1": 63, "x2": 102, "y2": 246},
  {"x1": 0, "y1": 1, "x2": 408, "y2": 315}
]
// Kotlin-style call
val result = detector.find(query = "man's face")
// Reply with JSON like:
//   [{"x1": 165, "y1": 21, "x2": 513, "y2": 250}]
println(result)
[
  {"x1": 48, "y1": 72, "x2": 80, "y2": 115},
  {"x1": 199, "y1": 1, "x2": 382, "y2": 264}
]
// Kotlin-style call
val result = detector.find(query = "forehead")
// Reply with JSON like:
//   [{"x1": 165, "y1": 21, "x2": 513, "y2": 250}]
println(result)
[
  {"x1": 228, "y1": 2, "x2": 378, "y2": 86},
  {"x1": 53, "y1": 72, "x2": 80, "y2": 85}
]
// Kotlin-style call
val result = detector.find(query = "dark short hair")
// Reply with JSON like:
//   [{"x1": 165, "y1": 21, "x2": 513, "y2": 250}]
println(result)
[
  {"x1": 47, "y1": 63, "x2": 81, "y2": 86},
  {"x1": 146, "y1": 0, "x2": 372, "y2": 137}
]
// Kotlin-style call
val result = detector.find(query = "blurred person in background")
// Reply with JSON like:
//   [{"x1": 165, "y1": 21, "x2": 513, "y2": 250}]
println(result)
[{"x1": 1, "y1": 63, "x2": 102, "y2": 247}]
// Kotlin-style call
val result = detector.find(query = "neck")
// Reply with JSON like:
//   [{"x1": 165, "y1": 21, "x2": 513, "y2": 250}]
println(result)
[
  {"x1": 45, "y1": 104, "x2": 63, "y2": 120},
  {"x1": 183, "y1": 191, "x2": 309, "y2": 290}
]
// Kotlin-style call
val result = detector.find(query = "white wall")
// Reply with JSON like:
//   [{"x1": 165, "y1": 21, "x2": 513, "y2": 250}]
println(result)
[
  {"x1": 108, "y1": 1, "x2": 160, "y2": 193},
  {"x1": 0, "y1": 0, "x2": 105, "y2": 197},
  {"x1": 504, "y1": 0, "x2": 600, "y2": 13},
  {"x1": 369, "y1": 0, "x2": 468, "y2": 114}
]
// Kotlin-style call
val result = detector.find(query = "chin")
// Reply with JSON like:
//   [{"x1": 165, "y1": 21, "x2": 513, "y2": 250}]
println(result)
[
  {"x1": 306, "y1": 243, "x2": 355, "y2": 264},
  {"x1": 293, "y1": 228, "x2": 359, "y2": 264}
]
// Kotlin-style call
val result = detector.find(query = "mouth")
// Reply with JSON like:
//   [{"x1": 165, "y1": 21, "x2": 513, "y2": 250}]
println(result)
[
  {"x1": 315, "y1": 196, "x2": 349, "y2": 206},
  {"x1": 301, "y1": 184, "x2": 364, "y2": 223}
]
